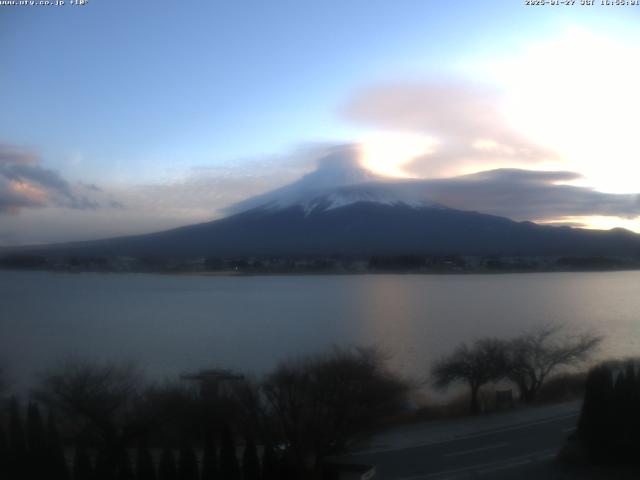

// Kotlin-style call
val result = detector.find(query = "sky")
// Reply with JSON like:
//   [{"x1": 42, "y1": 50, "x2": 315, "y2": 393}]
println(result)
[{"x1": 1, "y1": 0, "x2": 640, "y2": 245}]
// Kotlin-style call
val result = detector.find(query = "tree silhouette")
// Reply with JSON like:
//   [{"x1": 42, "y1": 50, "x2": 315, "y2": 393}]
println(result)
[
  {"x1": 8, "y1": 397, "x2": 27, "y2": 479},
  {"x1": 73, "y1": 445, "x2": 95, "y2": 480},
  {"x1": 0, "y1": 365, "x2": 7, "y2": 399},
  {"x1": 136, "y1": 438, "x2": 156, "y2": 480},
  {"x1": 200, "y1": 431, "x2": 218, "y2": 480},
  {"x1": 178, "y1": 438, "x2": 199, "y2": 480},
  {"x1": 432, "y1": 338, "x2": 509, "y2": 414},
  {"x1": 46, "y1": 411, "x2": 70, "y2": 480},
  {"x1": 27, "y1": 403, "x2": 48, "y2": 479},
  {"x1": 242, "y1": 435, "x2": 260, "y2": 480},
  {"x1": 260, "y1": 441, "x2": 279, "y2": 480},
  {"x1": 263, "y1": 346, "x2": 408, "y2": 475},
  {"x1": 607, "y1": 363, "x2": 639, "y2": 463},
  {"x1": 35, "y1": 359, "x2": 142, "y2": 465},
  {"x1": 158, "y1": 447, "x2": 178, "y2": 480},
  {"x1": 95, "y1": 449, "x2": 115, "y2": 480},
  {"x1": 506, "y1": 325, "x2": 601, "y2": 402},
  {"x1": 619, "y1": 363, "x2": 637, "y2": 460},
  {"x1": 0, "y1": 422, "x2": 9, "y2": 479},
  {"x1": 219, "y1": 425, "x2": 240, "y2": 480},
  {"x1": 577, "y1": 364, "x2": 614, "y2": 462},
  {"x1": 116, "y1": 449, "x2": 134, "y2": 480}
]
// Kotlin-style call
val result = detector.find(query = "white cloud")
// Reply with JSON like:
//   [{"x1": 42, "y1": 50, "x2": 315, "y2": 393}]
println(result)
[{"x1": 342, "y1": 79, "x2": 559, "y2": 178}]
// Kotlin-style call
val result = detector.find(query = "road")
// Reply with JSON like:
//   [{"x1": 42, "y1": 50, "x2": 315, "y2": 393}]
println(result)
[{"x1": 339, "y1": 405, "x2": 581, "y2": 479}]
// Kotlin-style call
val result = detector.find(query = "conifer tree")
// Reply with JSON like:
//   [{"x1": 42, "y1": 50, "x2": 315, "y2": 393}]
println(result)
[
  {"x1": 621, "y1": 363, "x2": 637, "y2": 413},
  {"x1": 116, "y1": 449, "x2": 134, "y2": 480},
  {"x1": 260, "y1": 441, "x2": 279, "y2": 480},
  {"x1": 178, "y1": 439, "x2": 198, "y2": 480},
  {"x1": 618, "y1": 364, "x2": 637, "y2": 461},
  {"x1": 27, "y1": 402, "x2": 48, "y2": 478},
  {"x1": 242, "y1": 436, "x2": 260, "y2": 480},
  {"x1": 158, "y1": 447, "x2": 178, "y2": 480},
  {"x1": 95, "y1": 449, "x2": 115, "y2": 480},
  {"x1": 27, "y1": 403, "x2": 47, "y2": 452},
  {"x1": 611, "y1": 371, "x2": 626, "y2": 460},
  {"x1": 634, "y1": 365, "x2": 640, "y2": 465},
  {"x1": 136, "y1": 439, "x2": 156, "y2": 480},
  {"x1": 0, "y1": 423, "x2": 9, "y2": 479},
  {"x1": 578, "y1": 365, "x2": 614, "y2": 462},
  {"x1": 47, "y1": 411, "x2": 70, "y2": 480},
  {"x1": 74, "y1": 446, "x2": 95, "y2": 480},
  {"x1": 8, "y1": 397, "x2": 27, "y2": 479},
  {"x1": 200, "y1": 431, "x2": 218, "y2": 480},
  {"x1": 219, "y1": 425, "x2": 240, "y2": 480}
]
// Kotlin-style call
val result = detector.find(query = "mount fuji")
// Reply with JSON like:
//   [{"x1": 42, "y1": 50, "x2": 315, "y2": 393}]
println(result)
[
  {"x1": 225, "y1": 146, "x2": 438, "y2": 215},
  {"x1": 7, "y1": 146, "x2": 640, "y2": 259}
]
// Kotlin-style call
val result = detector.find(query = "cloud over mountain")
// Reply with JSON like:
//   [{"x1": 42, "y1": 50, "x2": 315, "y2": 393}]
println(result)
[
  {"x1": 227, "y1": 146, "x2": 640, "y2": 224},
  {"x1": 418, "y1": 169, "x2": 640, "y2": 222}
]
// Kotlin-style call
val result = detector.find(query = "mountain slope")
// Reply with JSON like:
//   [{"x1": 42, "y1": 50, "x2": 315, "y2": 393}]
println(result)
[
  {"x1": 13, "y1": 202, "x2": 640, "y2": 258},
  {"x1": 5, "y1": 146, "x2": 640, "y2": 259}
]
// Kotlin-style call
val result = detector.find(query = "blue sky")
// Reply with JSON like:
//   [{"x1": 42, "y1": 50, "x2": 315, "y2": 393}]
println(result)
[{"x1": 2, "y1": 0, "x2": 640, "y2": 244}]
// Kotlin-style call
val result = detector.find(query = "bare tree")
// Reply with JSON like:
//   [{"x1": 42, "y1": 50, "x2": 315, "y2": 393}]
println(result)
[
  {"x1": 431, "y1": 338, "x2": 509, "y2": 414},
  {"x1": 229, "y1": 377, "x2": 271, "y2": 441},
  {"x1": 0, "y1": 361, "x2": 14, "y2": 403},
  {"x1": 262, "y1": 346, "x2": 409, "y2": 476},
  {"x1": 34, "y1": 359, "x2": 140, "y2": 424},
  {"x1": 33, "y1": 358, "x2": 148, "y2": 475},
  {"x1": 506, "y1": 324, "x2": 602, "y2": 403},
  {"x1": 34, "y1": 359, "x2": 202, "y2": 444},
  {"x1": 0, "y1": 365, "x2": 7, "y2": 399}
]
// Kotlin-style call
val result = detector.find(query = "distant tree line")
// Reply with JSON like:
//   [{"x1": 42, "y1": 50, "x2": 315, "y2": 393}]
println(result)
[
  {"x1": 3, "y1": 253, "x2": 639, "y2": 274},
  {"x1": 431, "y1": 325, "x2": 602, "y2": 414},
  {"x1": 0, "y1": 346, "x2": 409, "y2": 480}
]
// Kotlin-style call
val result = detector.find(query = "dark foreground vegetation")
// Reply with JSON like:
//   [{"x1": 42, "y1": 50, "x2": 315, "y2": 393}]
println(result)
[
  {"x1": 545, "y1": 360, "x2": 640, "y2": 479},
  {"x1": 2, "y1": 253, "x2": 640, "y2": 274},
  {"x1": 0, "y1": 347, "x2": 409, "y2": 480},
  {"x1": 0, "y1": 328, "x2": 606, "y2": 479},
  {"x1": 564, "y1": 360, "x2": 640, "y2": 465}
]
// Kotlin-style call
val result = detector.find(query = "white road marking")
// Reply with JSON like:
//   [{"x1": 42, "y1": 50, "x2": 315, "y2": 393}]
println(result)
[
  {"x1": 562, "y1": 427, "x2": 576, "y2": 433},
  {"x1": 443, "y1": 442, "x2": 508, "y2": 458}
]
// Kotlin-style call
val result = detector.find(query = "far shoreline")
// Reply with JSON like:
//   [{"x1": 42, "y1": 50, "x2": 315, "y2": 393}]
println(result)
[{"x1": 3, "y1": 265, "x2": 640, "y2": 277}]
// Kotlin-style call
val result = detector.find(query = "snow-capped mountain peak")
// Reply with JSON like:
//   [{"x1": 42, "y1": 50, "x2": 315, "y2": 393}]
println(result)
[{"x1": 226, "y1": 145, "x2": 438, "y2": 215}]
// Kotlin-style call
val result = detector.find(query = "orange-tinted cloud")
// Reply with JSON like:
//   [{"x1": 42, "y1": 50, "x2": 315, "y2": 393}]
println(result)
[{"x1": 0, "y1": 142, "x2": 112, "y2": 214}]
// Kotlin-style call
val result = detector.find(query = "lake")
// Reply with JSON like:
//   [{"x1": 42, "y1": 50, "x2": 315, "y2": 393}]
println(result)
[{"x1": 2, "y1": 270, "x2": 639, "y2": 393}]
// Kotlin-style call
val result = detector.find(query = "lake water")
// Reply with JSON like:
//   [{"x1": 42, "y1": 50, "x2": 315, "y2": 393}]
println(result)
[{"x1": 2, "y1": 270, "x2": 640, "y2": 392}]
